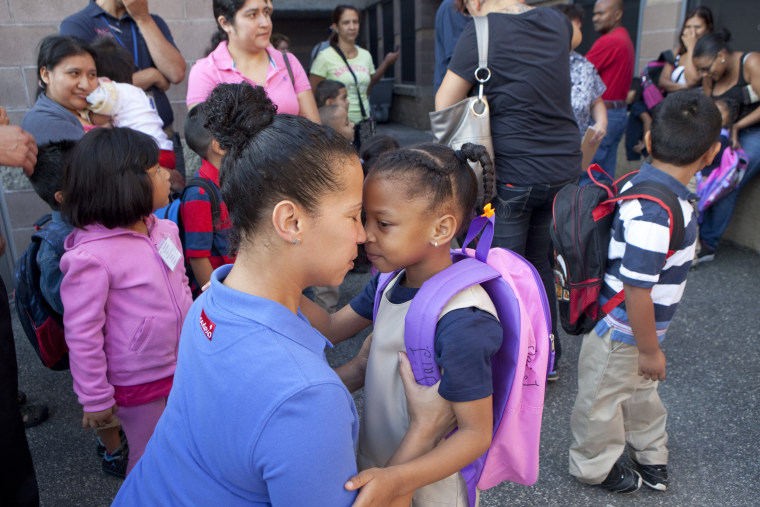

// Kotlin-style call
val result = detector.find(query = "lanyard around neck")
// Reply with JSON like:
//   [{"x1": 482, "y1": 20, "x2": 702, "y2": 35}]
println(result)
[{"x1": 100, "y1": 14, "x2": 139, "y2": 68}]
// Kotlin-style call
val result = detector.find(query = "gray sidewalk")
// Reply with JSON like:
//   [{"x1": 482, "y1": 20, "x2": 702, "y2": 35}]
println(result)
[
  {"x1": 13, "y1": 239, "x2": 760, "y2": 506},
  {"x1": 9, "y1": 122, "x2": 760, "y2": 506}
]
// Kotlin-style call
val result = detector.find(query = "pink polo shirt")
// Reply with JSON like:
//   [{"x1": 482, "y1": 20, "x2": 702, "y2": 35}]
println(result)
[{"x1": 186, "y1": 42, "x2": 310, "y2": 114}]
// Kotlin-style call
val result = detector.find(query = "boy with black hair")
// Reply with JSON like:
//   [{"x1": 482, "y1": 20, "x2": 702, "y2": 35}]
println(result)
[
  {"x1": 29, "y1": 140, "x2": 76, "y2": 316},
  {"x1": 314, "y1": 79, "x2": 349, "y2": 110},
  {"x1": 180, "y1": 105, "x2": 233, "y2": 295},
  {"x1": 568, "y1": 90, "x2": 722, "y2": 494}
]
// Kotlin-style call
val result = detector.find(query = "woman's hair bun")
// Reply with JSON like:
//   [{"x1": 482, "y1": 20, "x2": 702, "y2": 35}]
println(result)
[
  {"x1": 201, "y1": 82, "x2": 278, "y2": 154},
  {"x1": 717, "y1": 28, "x2": 731, "y2": 43}
]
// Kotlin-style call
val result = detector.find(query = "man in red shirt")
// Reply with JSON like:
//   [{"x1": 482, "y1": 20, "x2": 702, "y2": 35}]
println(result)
[{"x1": 584, "y1": 0, "x2": 635, "y2": 184}]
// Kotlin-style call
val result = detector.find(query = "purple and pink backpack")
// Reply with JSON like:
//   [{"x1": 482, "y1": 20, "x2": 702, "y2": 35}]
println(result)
[
  {"x1": 373, "y1": 212, "x2": 554, "y2": 505},
  {"x1": 696, "y1": 142, "x2": 749, "y2": 219}
]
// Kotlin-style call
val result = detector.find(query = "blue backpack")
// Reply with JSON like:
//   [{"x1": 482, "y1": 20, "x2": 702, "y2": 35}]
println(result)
[
  {"x1": 13, "y1": 214, "x2": 71, "y2": 370},
  {"x1": 372, "y1": 212, "x2": 554, "y2": 505},
  {"x1": 154, "y1": 176, "x2": 222, "y2": 244}
]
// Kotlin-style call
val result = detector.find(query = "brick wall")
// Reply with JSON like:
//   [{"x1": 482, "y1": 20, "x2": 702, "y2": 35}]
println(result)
[
  {"x1": 637, "y1": 0, "x2": 683, "y2": 72},
  {"x1": 0, "y1": 0, "x2": 221, "y2": 131}
]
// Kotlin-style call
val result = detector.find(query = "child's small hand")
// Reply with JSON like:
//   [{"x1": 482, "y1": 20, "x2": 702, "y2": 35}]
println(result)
[
  {"x1": 82, "y1": 404, "x2": 119, "y2": 430},
  {"x1": 638, "y1": 349, "x2": 666, "y2": 381}
]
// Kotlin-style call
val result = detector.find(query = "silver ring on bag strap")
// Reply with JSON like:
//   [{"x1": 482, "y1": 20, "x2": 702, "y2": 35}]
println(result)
[{"x1": 472, "y1": 16, "x2": 490, "y2": 113}]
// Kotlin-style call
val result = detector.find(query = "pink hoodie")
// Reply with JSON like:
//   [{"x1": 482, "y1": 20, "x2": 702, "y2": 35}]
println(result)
[{"x1": 60, "y1": 215, "x2": 193, "y2": 412}]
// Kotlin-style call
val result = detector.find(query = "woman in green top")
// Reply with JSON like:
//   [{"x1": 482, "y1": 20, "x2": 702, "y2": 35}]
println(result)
[{"x1": 309, "y1": 4, "x2": 398, "y2": 147}]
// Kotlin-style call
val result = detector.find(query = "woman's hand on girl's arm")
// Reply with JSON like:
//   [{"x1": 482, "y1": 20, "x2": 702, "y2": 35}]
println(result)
[
  {"x1": 297, "y1": 90, "x2": 321, "y2": 124},
  {"x1": 346, "y1": 352, "x2": 459, "y2": 506},
  {"x1": 435, "y1": 71, "x2": 471, "y2": 110}
]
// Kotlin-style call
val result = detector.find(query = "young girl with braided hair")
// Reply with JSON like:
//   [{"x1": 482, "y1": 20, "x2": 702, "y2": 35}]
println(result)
[{"x1": 302, "y1": 142, "x2": 501, "y2": 506}]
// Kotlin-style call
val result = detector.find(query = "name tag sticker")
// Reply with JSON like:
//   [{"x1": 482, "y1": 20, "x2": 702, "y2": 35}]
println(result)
[{"x1": 157, "y1": 237, "x2": 181, "y2": 271}]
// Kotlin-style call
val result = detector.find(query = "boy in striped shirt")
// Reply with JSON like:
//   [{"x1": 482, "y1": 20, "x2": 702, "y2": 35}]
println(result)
[{"x1": 569, "y1": 90, "x2": 722, "y2": 494}]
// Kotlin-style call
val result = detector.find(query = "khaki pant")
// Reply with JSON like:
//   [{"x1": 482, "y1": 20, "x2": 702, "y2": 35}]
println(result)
[{"x1": 568, "y1": 327, "x2": 669, "y2": 484}]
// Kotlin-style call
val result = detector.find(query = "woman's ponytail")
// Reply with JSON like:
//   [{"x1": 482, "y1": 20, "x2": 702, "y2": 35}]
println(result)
[{"x1": 201, "y1": 82, "x2": 277, "y2": 160}]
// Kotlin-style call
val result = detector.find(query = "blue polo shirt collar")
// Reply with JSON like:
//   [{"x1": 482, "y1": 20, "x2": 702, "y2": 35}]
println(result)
[
  {"x1": 634, "y1": 162, "x2": 697, "y2": 202},
  {"x1": 206, "y1": 265, "x2": 333, "y2": 354}
]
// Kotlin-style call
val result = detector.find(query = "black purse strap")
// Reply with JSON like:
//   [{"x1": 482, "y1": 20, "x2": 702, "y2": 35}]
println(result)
[
  {"x1": 332, "y1": 45, "x2": 368, "y2": 120},
  {"x1": 281, "y1": 51, "x2": 295, "y2": 92}
]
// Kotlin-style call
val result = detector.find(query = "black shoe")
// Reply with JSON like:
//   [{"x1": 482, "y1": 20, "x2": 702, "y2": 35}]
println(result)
[
  {"x1": 102, "y1": 444, "x2": 128, "y2": 479},
  {"x1": 20, "y1": 404, "x2": 49, "y2": 428},
  {"x1": 631, "y1": 459, "x2": 668, "y2": 491},
  {"x1": 547, "y1": 369, "x2": 559, "y2": 382},
  {"x1": 598, "y1": 463, "x2": 642, "y2": 494}
]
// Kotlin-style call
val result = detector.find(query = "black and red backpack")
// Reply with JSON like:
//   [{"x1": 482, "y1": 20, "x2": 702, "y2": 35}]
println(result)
[{"x1": 550, "y1": 165, "x2": 685, "y2": 336}]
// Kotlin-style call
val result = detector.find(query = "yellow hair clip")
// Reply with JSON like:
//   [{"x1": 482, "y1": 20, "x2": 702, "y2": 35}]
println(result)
[{"x1": 481, "y1": 203, "x2": 495, "y2": 218}]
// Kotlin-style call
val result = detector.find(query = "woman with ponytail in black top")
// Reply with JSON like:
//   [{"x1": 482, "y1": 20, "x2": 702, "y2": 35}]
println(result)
[
  {"x1": 186, "y1": 0, "x2": 319, "y2": 123},
  {"x1": 692, "y1": 30, "x2": 760, "y2": 260}
]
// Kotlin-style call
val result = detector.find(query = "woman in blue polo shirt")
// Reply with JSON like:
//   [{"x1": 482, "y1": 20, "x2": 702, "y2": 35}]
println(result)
[{"x1": 113, "y1": 83, "x2": 453, "y2": 506}]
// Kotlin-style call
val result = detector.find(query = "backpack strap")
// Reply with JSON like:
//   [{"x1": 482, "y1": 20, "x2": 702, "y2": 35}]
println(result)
[
  {"x1": 372, "y1": 270, "x2": 401, "y2": 323},
  {"x1": 182, "y1": 177, "x2": 222, "y2": 230},
  {"x1": 404, "y1": 258, "x2": 501, "y2": 386},
  {"x1": 600, "y1": 181, "x2": 686, "y2": 315}
]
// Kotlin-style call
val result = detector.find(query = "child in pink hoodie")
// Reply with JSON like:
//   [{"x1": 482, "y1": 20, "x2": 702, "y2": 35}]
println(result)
[{"x1": 60, "y1": 128, "x2": 193, "y2": 475}]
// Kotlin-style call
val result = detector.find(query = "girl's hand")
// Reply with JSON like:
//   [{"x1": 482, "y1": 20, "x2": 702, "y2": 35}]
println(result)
[{"x1": 82, "y1": 404, "x2": 118, "y2": 430}]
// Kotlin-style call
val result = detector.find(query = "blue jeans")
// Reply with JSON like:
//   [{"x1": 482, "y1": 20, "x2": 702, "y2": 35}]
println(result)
[
  {"x1": 493, "y1": 178, "x2": 576, "y2": 365},
  {"x1": 700, "y1": 126, "x2": 760, "y2": 249},
  {"x1": 580, "y1": 105, "x2": 628, "y2": 186}
]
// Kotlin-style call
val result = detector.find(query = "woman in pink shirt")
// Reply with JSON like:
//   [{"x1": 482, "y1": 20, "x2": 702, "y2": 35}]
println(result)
[{"x1": 186, "y1": 0, "x2": 319, "y2": 122}]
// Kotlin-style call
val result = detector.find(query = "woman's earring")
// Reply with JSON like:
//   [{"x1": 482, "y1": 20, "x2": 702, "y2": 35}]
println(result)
[
  {"x1": 292, "y1": 238, "x2": 300, "y2": 246},
  {"x1": 721, "y1": 58, "x2": 726, "y2": 63},
  {"x1": 431, "y1": 240, "x2": 438, "y2": 248}
]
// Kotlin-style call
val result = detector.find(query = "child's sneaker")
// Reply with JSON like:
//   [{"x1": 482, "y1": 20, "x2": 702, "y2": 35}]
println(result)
[
  {"x1": 631, "y1": 459, "x2": 668, "y2": 491},
  {"x1": 96, "y1": 428, "x2": 128, "y2": 458},
  {"x1": 598, "y1": 463, "x2": 642, "y2": 494},
  {"x1": 102, "y1": 444, "x2": 128, "y2": 479}
]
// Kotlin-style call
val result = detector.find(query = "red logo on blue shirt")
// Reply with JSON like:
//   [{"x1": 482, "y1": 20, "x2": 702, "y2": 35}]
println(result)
[{"x1": 200, "y1": 309, "x2": 216, "y2": 341}]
